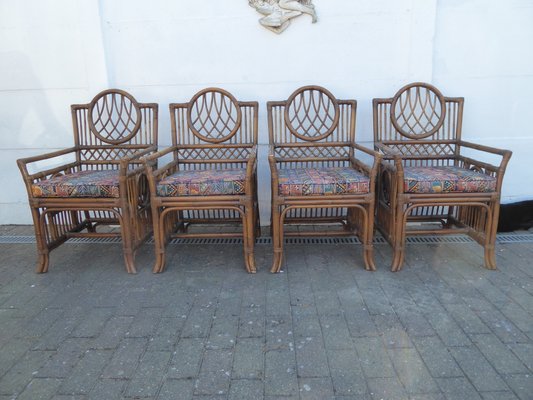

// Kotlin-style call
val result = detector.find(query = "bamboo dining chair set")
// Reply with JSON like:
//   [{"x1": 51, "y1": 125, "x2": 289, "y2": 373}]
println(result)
[{"x1": 17, "y1": 83, "x2": 512, "y2": 274}]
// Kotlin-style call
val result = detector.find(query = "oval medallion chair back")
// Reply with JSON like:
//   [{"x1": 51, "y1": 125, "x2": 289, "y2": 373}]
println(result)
[
  {"x1": 144, "y1": 88, "x2": 259, "y2": 273},
  {"x1": 373, "y1": 82, "x2": 512, "y2": 271},
  {"x1": 17, "y1": 89, "x2": 158, "y2": 273},
  {"x1": 268, "y1": 86, "x2": 382, "y2": 272}
]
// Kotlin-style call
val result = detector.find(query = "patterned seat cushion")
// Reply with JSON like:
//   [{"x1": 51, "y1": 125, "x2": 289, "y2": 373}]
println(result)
[
  {"x1": 156, "y1": 169, "x2": 247, "y2": 197},
  {"x1": 404, "y1": 166, "x2": 496, "y2": 194},
  {"x1": 278, "y1": 167, "x2": 370, "y2": 196},
  {"x1": 32, "y1": 170, "x2": 120, "y2": 198}
]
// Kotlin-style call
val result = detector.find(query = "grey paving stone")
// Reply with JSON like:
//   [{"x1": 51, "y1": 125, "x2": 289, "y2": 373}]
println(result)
[
  {"x1": 16, "y1": 307, "x2": 65, "y2": 341},
  {"x1": 293, "y1": 313, "x2": 322, "y2": 338},
  {"x1": 503, "y1": 374, "x2": 533, "y2": 400},
  {"x1": 181, "y1": 306, "x2": 215, "y2": 339},
  {"x1": 32, "y1": 316, "x2": 80, "y2": 351},
  {"x1": 471, "y1": 334, "x2": 529, "y2": 375},
  {"x1": 475, "y1": 309, "x2": 530, "y2": 344},
  {"x1": 264, "y1": 350, "x2": 298, "y2": 396},
  {"x1": 0, "y1": 350, "x2": 53, "y2": 395},
  {"x1": 481, "y1": 392, "x2": 520, "y2": 400},
  {"x1": 266, "y1": 289, "x2": 291, "y2": 317},
  {"x1": 88, "y1": 379, "x2": 124, "y2": 399},
  {"x1": 435, "y1": 377, "x2": 483, "y2": 400},
  {"x1": 367, "y1": 377, "x2": 408, "y2": 400},
  {"x1": 194, "y1": 350, "x2": 233, "y2": 396},
  {"x1": 70, "y1": 308, "x2": 114, "y2": 338},
  {"x1": 36, "y1": 338, "x2": 89, "y2": 378},
  {"x1": 411, "y1": 336, "x2": 463, "y2": 378},
  {"x1": 353, "y1": 337, "x2": 395, "y2": 378},
  {"x1": 0, "y1": 338, "x2": 34, "y2": 377},
  {"x1": 313, "y1": 291, "x2": 342, "y2": 316},
  {"x1": 298, "y1": 377, "x2": 335, "y2": 400},
  {"x1": 425, "y1": 309, "x2": 472, "y2": 347},
  {"x1": 238, "y1": 307, "x2": 265, "y2": 338},
  {"x1": 232, "y1": 337, "x2": 264, "y2": 379},
  {"x1": 358, "y1": 287, "x2": 394, "y2": 316},
  {"x1": 168, "y1": 338, "x2": 205, "y2": 379},
  {"x1": 127, "y1": 307, "x2": 164, "y2": 338},
  {"x1": 449, "y1": 346, "x2": 509, "y2": 392},
  {"x1": 327, "y1": 349, "x2": 368, "y2": 396},
  {"x1": 17, "y1": 378, "x2": 63, "y2": 400},
  {"x1": 265, "y1": 316, "x2": 293, "y2": 351},
  {"x1": 58, "y1": 350, "x2": 112, "y2": 395},
  {"x1": 126, "y1": 351, "x2": 171, "y2": 398},
  {"x1": 344, "y1": 310, "x2": 378, "y2": 338},
  {"x1": 295, "y1": 337, "x2": 329, "y2": 378},
  {"x1": 509, "y1": 342, "x2": 533, "y2": 371},
  {"x1": 207, "y1": 315, "x2": 238, "y2": 350},
  {"x1": 90, "y1": 316, "x2": 133, "y2": 350},
  {"x1": 443, "y1": 303, "x2": 491, "y2": 334},
  {"x1": 388, "y1": 348, "x2": 439, "y2": 394},
  {"x1": 373, "y1": 313, "x2": 414, "y2": 349},
  {"x1": 101, "y1": 338, "x2": 147, "y2": 379},
  {"x1": 320, "y1": 315, "x2": 353, "y2": 350},
  {"x1": 158, "y1": 379, "x2": 195, "y2": 400},
  {"x1": 408, "y1": 394, "x2": 446, "y2": 400},
  {"x1": 228, "y1": 379, "x2": 263, "y2": 400}
]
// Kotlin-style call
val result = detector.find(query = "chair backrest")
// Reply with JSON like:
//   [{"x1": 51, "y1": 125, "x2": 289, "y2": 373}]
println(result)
[
  {"x1": 71, "y1": 89, "x2": 158, "y2": 167},
  {"x1": 268, "y1": 85, "x2": 356, "y2": 168},
  {"x1": 373, "y1": 82, "x2": 464, "y2": 160}
]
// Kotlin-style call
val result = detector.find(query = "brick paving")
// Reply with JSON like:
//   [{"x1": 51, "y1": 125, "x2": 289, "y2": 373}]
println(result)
[{"x1": 0, "y1": 226, "x2": 532, "y2": 399}]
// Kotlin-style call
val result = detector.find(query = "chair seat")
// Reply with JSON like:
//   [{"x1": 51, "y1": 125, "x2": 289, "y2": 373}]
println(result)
[
  {"x1": 32, "y1": 170, "x2": 120, "y2": 198},
  {"x1": 278, "y1": 167, "x2": 370, "y2": 196},
  {"x1": 404, "y1": 166, "x2": 497, "y2": 194},
  {"x1": 156, "y1": 168, "x2": 247, "y2": 197}
]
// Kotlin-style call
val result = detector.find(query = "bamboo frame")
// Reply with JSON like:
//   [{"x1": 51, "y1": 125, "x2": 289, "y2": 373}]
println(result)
[
  {"x1": 373, "y1": 82, "x2": 512, "y2": 271},
  {"x1": 268, "y1": 86, "x2": 382, "y2": 272},
  {"x1": 17, "y1": 89, "x2": 158, "y2": 273},
  {"x1": 144, "y1": 88, "x2": 259, "y2": 273}
]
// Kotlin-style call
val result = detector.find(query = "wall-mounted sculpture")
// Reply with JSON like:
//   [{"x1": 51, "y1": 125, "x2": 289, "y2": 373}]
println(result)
[{"x1": 249, "y1": 0, "x2": 317, "y2": 34}]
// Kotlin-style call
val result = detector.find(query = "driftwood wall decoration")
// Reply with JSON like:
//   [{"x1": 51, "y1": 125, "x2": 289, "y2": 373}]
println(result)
[{"x1": 249, "y1": 0, "x2": 317, "y2": 34}]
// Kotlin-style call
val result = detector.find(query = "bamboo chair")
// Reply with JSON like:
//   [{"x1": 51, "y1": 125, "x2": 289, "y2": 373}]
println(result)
[
  {"x1": 373, "y1": 82, "x2": 512, "y2": 271},
  {"x1": 17, "y1": 89, "x2": 158, "y2": 274},
  {"x1": 144, "y1": 88, "x2": 259, "y2": 273},
  {"x1": 268, "y1": 86, "x2": 382, "y2": 272}
]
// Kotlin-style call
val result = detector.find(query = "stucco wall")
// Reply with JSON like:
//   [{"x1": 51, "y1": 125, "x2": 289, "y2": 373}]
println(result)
[{"x1": 1, "y1": 0, "x2": 531, "y2": 224}]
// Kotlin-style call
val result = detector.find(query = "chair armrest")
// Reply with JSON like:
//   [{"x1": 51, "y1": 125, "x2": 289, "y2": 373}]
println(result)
[
  {"x1": 458, "y1": 140, "x2": 512, "y2": 171},
  {"x1": 351, "y1": 144, "x2": 382, "y2": 176},
  {"x1": 17, "y1": 147, "x2": 79, "y2": 183},
  {"x1": 459, "y1": 141, "x2": 512, "y2": 157},
  {"x1": 374, "y1": 143, "x2": 404, "y2": 173}
]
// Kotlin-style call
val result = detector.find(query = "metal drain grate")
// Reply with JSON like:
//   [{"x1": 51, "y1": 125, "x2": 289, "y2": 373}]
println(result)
[{"x1": 1, "y1": 233, "x2": 532, "y2": 245}]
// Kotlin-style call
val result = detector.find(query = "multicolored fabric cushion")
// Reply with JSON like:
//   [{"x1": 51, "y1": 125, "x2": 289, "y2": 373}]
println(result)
[
  {"x1": 278, "y1": 167, "x2": 370, "y2": 196},
  {"x1": 404, "y1": 166, "x2": 496, "y2": 194},
  {"x1": 32, "y1": 170, "x2": 120, "y2": 198},
  {"x1": 156, "y1": 169, "x2": 247, "y2": 197}
]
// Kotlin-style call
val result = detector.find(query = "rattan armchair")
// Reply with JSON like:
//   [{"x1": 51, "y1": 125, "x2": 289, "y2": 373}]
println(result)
[
  {"x1": 144, "y1": 88, "x2": 259, "y2": 273},
  {"x1": 268, "y1": 86, "x2": 382, "y2": 272},
  {"x1": 373, "y1": 82, "x2": 512, "y2": 271},
  {"x1": 17, "y1": 89, "x2": 158, "y2": 273}
]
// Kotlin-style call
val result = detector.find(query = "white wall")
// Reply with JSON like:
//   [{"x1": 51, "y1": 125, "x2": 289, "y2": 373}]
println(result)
[{"x1": 1, "y1": 0, "x2": 532, "y2": 224}]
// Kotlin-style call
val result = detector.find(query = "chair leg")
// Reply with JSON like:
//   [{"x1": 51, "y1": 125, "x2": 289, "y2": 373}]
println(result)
[
  {"x1": 243, "y1": 203, "x2": 257, "y2": 274},
  {"x1": 391, "y1": 204, "x2": 406, "y2": 272},
  {"x1": 152, "y1": 209, "x2": 166, "y2": 273},
  {"x1": 31, "y1": 208, "x2": 50, "y2": 273},
  {"x1": 270, "y1": 203, "x2": 283, "y2": 273},
  {"x1": 119, "y1": 209, "x2": 137, "y2": 274},
  {"x1": 484, "y1": 202, "x2": 499, "y2": 270},
  {"x1": 363, "y1": 205, "x2": 376, "y2": 272}
]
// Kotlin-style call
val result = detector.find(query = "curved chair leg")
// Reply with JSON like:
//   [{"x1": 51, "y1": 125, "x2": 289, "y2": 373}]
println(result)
[
  {"x1": 391, "y1": 214, "x2": 405, "y2": 272},
  {"x1": 484, "y1": 246, "x2": 497, "y2": 270},
  {"x1": 243, "y1": 204, "x2": 257, "y2": 274},
  {"x1": 270, "y1": 204, "x2": 284, "y2": 273},
  {"x1": 483, "y1": 201, "x2": 499, "y2": 270},
  {"x1": 36, "y1": 253, "x2": 50, "y2": 274},
  {"x1": 363, "y1": 245, "x2": 376, "y2": 271},
  {"x1": 151, "y1": 209, "x2": 166, "y2": 273},
  {"x1": 123, "y1": 251, "x2": 137, "y2": 274},
  {"x1": 363, "y1": 204, "x2": 377, "y2": 271}
]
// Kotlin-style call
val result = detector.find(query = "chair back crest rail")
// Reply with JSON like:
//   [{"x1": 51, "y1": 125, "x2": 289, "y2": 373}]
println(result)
[{"x1": 268, "y1": 85, "x2": 357, "y2": 169}]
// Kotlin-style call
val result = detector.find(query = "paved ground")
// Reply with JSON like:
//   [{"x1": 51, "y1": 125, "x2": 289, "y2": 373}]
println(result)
[{"x1": 0, "y1": 225, "x2": 532, "y2": 400}]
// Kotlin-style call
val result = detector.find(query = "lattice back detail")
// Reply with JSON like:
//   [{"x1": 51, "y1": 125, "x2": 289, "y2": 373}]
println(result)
[
  {"x1": 88, "y1": 89, "x2": 142, "y2": 144},
  {"x1": 390, "y1": 83, "x2": 446, "y2": 139},
  {"x1": 186, "y1": 88, "x2": 242, "y2": 144},
  {"x1": 284, "y1": 86, "x2": 340, "y2": 142}
]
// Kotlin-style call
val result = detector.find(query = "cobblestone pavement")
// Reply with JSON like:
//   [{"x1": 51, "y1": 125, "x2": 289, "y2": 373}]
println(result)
[{"x1": 0, "y1": 226, "x2": 532, "y2": 399}]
